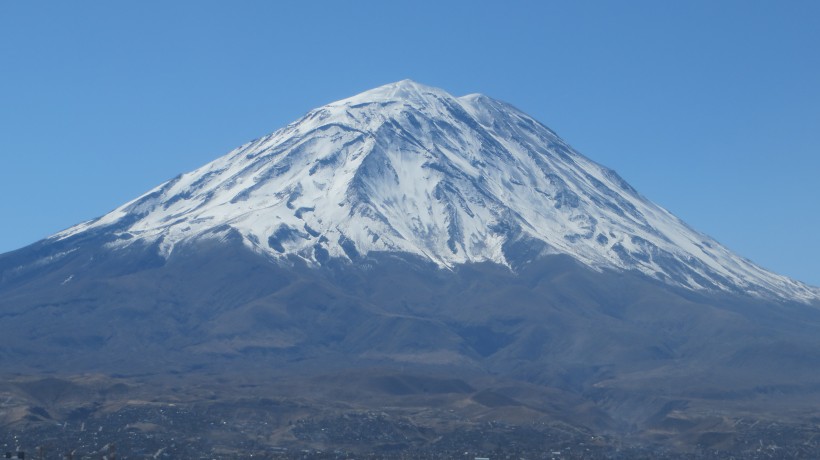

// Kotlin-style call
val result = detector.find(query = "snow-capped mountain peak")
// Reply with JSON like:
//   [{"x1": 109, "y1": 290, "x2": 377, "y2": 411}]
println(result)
[
  {"x1": 54, "y1": 80, "x2": 819, "y2": 303},
  {"x1": 336, "y1": 79, "x2": 449, "y2": 106}
]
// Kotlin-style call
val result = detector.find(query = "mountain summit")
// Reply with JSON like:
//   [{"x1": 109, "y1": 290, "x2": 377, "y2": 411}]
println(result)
[{"x1": 52, "y1": 80, "x2": 817, "y2": 303}]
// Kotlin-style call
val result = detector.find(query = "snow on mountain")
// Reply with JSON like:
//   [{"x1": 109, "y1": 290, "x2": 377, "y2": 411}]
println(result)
[{"x1": 54, "y1": 80, "x2": 819, "y2": 303}]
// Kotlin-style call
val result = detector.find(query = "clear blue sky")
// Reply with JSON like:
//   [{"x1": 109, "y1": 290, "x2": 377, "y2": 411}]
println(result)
[{"x1": 1, "y1": 1, "x2": 818, "y2": 286}]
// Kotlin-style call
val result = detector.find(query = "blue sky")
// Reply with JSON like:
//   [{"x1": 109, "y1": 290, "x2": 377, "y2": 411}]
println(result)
[{"x1": 1, "y1": 1, "x2": 818, "y2": 286}]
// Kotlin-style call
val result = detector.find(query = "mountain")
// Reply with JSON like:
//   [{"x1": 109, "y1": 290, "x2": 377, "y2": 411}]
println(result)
[
  {"x1": 49, "y1": 80, "x2": 818, "y2": 303},
  {"x1": 2, "y1": 81, "x2": 820, "y2": 454}
]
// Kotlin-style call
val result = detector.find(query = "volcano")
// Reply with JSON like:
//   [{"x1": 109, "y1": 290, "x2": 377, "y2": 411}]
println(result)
[{"x1": 2, "y1": 81, "x2": 820, "y2": 451}]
